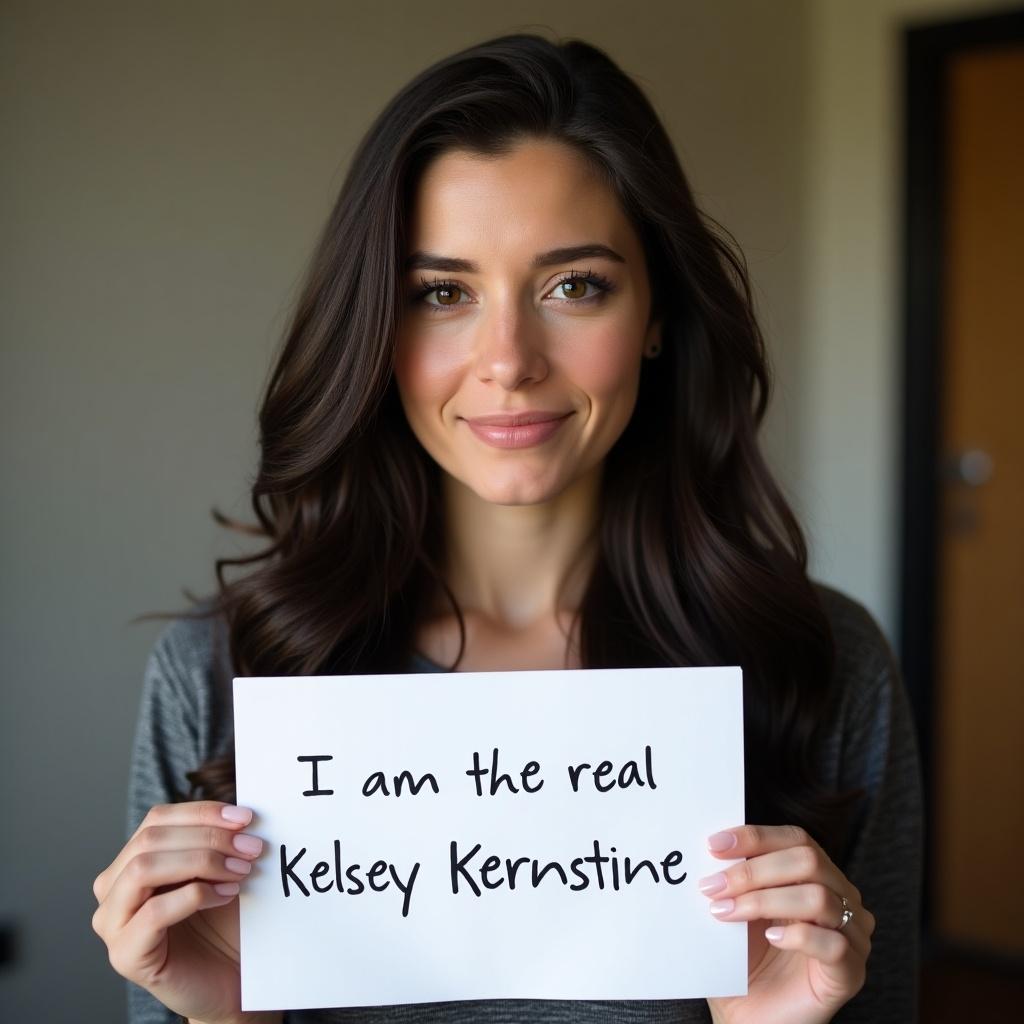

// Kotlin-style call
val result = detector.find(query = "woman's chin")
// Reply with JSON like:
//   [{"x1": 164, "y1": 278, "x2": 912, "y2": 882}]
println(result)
[{"x1": 464, "y1": 472, "x2": 567, "y2": 508}]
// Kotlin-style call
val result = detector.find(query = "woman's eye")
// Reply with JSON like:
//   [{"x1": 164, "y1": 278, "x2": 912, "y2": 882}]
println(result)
[
  {"x1": 424, "y1": 283, "x2": 463, "y2": 306},
  {"x1": 547, "y1": 272, "x2": 613, "y2": 303},
  {"x1": 413, "y1": 271, "x2": 612, "y2": 311},
  {"x1": 552, "y1": 277, "x2": 593, "y2": 300}
]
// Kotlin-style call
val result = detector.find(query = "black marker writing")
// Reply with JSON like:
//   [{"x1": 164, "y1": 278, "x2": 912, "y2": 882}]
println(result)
[
  {"x1": 279, "y1": 840, "x2": 421, "y2": 917},
  {"x1": 465, "y1": 748, "x2": 545, "y2": 796},
  {"x1": 566, "y1": 745, "x2": 657, "y2": 792},
  {"x1": 449, "y1": 838, "x2": 686, "y2": 896},
  {"x1": 297, "y1": 754, "x2": 334, "y2": 796},
  {"x1": 362, "y1": 768, "x2": 440, "y2": 798}
]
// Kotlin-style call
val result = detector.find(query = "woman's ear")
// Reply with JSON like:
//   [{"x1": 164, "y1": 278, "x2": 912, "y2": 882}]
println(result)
[{"x1": 643, "y1": 319, "x2": 663, "y2": 359}]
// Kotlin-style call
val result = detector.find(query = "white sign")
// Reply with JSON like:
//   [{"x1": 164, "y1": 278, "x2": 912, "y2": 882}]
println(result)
[{"x1": 233, "y1": 666, "x2": 746, "y2": 1011}]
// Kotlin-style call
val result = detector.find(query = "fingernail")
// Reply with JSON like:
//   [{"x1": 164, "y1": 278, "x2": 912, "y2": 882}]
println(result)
[
  {"x1": 698, "y1": 872, "x2": 728, "y2": 895},
  {"x1": 707, "y1": 831, "x2": 737, "y2": 852},
  {"x1": 214, "y1": 882, "x2": 240, "y2": 896},
  {"x1": 221, "y1": 805, "x2": 253, "y2": 824},
  {"x1": 232, "y1": 833, "x2": 263, "y2": 855},
  {"x1": 709, "y1": 898, "x2": 735, "y2": 916},
  {"x1": 225, "y1": 856, "x2": 253, "y2": 874},
  {"x1": 765, "y1": 926, "x2": 785, "y2": 942}
]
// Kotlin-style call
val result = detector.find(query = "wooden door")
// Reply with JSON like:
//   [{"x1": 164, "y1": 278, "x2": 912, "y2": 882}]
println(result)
[{"x1": 933, "y1": 43, "x2": 1024, "y2": 955}]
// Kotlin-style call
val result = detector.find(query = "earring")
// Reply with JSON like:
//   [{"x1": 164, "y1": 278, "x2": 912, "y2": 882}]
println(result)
[{"x1": 644, "y1": 340, "x2": 662, "y2": 358}]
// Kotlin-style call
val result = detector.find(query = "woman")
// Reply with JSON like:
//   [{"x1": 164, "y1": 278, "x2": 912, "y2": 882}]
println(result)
[{"x1": 91, "y1": 32, "x2": 922, "y2": 1024}]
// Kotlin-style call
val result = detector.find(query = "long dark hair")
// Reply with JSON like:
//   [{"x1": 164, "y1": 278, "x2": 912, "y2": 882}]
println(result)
[{"x1": 144, "y1": 32, "x2": 856, "y2": 855}]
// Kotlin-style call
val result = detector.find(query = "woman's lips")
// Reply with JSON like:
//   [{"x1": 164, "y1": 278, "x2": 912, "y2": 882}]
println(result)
[{"x1": 462, "y1": 411, "x2": 573, "y2": 449}]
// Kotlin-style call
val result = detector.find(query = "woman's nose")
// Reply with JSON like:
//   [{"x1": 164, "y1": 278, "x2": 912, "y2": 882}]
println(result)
[{"x1": 472, "y1": 300, "x2": 549, "y2": 390}]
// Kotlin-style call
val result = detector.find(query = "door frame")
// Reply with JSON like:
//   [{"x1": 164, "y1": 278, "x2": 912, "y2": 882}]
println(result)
[{"x1": 900, "y1": 6, "x2": 1024, "y2": 951}]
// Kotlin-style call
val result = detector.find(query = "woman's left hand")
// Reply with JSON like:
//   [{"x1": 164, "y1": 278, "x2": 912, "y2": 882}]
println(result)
[{"x1": 702, "y1": 824, "x2": 875, "y2": 1024}]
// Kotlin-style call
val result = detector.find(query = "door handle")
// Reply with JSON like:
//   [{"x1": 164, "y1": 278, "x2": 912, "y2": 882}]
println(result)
[{"x1": 941, "y1": 448, "x2": 994, "y2": 487}]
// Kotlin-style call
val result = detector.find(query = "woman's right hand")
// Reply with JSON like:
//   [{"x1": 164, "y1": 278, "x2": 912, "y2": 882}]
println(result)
[{"x1": 91, "y1": 800, "x2": 273, "y2": 1024}]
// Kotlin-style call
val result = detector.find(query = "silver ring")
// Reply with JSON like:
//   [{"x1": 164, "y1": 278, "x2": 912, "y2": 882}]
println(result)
[{"x1": 837, "y1": 894, "x2": 854, "y2": 931}]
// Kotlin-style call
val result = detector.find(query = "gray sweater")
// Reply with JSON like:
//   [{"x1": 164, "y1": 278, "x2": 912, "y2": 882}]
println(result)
[{"x1": 125, "y1": 584, "x2": 922, "y2": 1023}]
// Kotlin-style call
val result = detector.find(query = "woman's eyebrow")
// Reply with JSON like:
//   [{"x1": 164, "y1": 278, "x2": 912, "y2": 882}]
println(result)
[{"x1": 404, "y1": 243, "x2": 626, "y2": 273}]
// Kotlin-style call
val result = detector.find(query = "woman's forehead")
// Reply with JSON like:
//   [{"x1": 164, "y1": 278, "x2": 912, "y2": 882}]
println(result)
[{"x1": 405, "y1": 139, "x2": 639, "y2": 265}]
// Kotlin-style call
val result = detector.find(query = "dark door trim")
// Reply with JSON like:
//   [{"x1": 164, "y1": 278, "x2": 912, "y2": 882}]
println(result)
[{"x1": 900, "y1": 6, "x2": 1024, "y2": 945}]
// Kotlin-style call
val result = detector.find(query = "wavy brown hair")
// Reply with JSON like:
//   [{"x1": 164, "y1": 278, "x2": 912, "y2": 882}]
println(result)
[{"x1": 141, "y1": 33, "x2": 858, "y2": 857}]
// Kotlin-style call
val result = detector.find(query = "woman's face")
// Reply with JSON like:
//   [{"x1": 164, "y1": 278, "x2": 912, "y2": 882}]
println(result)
[{"x1": 393, "y1": 137, "x2": 659, "y2": 506}]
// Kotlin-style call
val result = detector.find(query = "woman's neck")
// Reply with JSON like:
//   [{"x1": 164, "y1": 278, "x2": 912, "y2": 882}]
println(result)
[{"x1": 439, "y1": 462, "x2": 602, "y2": 631}]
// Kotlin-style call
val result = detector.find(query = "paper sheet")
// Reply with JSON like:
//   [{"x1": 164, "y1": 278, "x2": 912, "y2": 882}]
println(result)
[{"x1": 233, "y1": 665, "x2": 746, "y2": 1011}]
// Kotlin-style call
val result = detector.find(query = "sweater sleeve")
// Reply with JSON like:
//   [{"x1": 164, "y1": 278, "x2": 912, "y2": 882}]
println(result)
[
  {"x1": 124, "y1": 619, "x2": 206, "y2": 1024},
  {"x1": 830, "y1": 611, "x2": 925, "y2": 1023}
]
